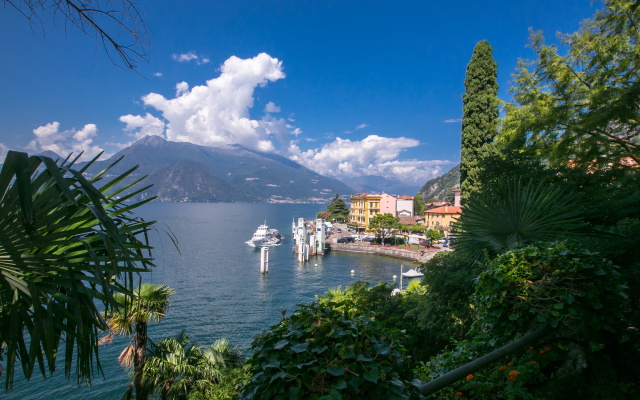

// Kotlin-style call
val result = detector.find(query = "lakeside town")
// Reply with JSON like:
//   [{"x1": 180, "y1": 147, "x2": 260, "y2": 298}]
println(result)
[{"x1": 2, "y1": 1, "x2": 640, "y2": 400}]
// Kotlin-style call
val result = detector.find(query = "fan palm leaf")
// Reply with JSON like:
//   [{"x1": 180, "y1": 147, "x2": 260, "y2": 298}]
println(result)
[
  {"x1": 0, "y1": 150, "x2": 156, "y2": 390},
  {"x1": 454, "y1": 178, "x2": 587, "y2": 260}
]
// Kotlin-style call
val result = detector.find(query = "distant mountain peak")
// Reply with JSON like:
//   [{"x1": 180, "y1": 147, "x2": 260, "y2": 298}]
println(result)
[{"x1": 135, "y1": 135, "x2": 166, "y2": 146}]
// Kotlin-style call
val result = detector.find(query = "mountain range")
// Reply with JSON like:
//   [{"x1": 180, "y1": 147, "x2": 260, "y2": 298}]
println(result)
[
  {"x1": 25, "y1": 137, "x2": 461, "y2": 203},
  {"x1": 79, "y1": 136, "x2": 353, "y2": 203}
]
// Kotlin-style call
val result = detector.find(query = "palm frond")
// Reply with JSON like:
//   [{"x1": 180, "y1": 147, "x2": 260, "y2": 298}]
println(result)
[{"x1": 0, "y1": 150, "x2": 156, "y2": 391}]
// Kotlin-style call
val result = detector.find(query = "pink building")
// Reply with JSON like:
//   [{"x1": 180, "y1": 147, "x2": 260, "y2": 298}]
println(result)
[{"x1": 380, "y1": 193, "x2": 397, "y2": 216}]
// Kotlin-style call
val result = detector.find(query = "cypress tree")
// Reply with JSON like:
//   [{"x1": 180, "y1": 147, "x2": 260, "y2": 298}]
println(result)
[{"x1": 460, "y1": 40, "x2": 499, "y2": 203}]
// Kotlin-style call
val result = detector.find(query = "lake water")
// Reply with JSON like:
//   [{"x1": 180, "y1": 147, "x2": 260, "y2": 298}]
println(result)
[{"x1": 8, "y1": 203, "x2": 419, "y2": 399}]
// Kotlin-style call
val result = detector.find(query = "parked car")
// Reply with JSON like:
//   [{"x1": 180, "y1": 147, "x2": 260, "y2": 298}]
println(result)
[
  {"x1": 337, "y1": 237, "x2": 355, "y2": 243},
  {"x1": 337, "y1": 228, "x2": 342, "y2": 233}
]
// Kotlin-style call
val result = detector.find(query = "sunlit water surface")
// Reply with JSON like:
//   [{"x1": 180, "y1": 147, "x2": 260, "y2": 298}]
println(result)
[{"x1": 9, "y1": 203, "x2": 419, "y2": 399}]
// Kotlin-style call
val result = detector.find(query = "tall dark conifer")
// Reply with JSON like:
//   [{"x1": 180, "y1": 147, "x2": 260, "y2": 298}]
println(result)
[{"x1": 460, "y1": 40, "x2": 499, "y2": 203}]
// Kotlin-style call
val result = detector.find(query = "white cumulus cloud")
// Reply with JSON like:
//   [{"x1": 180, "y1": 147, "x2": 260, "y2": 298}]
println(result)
[
  {"x1": 172, "y1": 51, "x2": 210, "y2": 65},
  {"x1": 119, "y1": 113, "x2": 166, "y2": 140},
  {"x1": 28, "y1": 121, "x2": 106, "y2": 161},
  {"x1": 288, "y1": 135, "x2": 451, "y2": 185},
  {"x1": 154, "y1": 72, "x2": 163, "y2": 77},
  {"x1": 137, "y1": 53, "x2": 298, "y2": 153},
  {"x1": 175, "y1": 81, "x2": 189, "y2": 97},
  {"x1": 264, "y1": 101, "x2": 281, "y2": 113}
]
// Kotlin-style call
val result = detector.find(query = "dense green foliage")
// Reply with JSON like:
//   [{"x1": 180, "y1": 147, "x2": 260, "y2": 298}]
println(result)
[
  {"x1": 460, "y1": 40, "x2": 499, "y2": 203},
  {"x1": 413, "y1": 194, "x2": 425, "y2": 215},
  {"x1": 140, "y1": 330, "x2": 245, "y2": 399},
  {"x1": 0, "y1": 150, "x2": 155, "y2": 390},
  {"x1": 474, "y1": 242, "x2": 628, "y2": 343},
  {"x1": 239, "y1": 298, "x2": 421, "y2": 399},
  {"x1": 586, "y1": 218, "x2": 640, "y2": 329},
  {"x1": 368, "y1": 213, "x2": 400, "y2": 240},
  {"x1": 503, "y1": 0, "x2": 640, "y2": 166},
  {"x1": 419, "y1": 252, "x2": 481, "y2": 352},
  {"x1": 415, "y1": 242, "x2": 637, "y2": 399}
]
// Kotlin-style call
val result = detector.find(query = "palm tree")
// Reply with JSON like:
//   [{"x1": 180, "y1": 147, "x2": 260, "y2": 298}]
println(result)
[
  {"x1": 106, "y1": 283, "x2": 175, "y2": 400},
  {"x1": 141, "y1": 330, "x2": 244, "y2": 399},
  {"x1": 453, "y1": 178, "x2": 588, "y2": 260},
  {"x1": 0, "y1": 150, "x2": 155, "y2": 390}
]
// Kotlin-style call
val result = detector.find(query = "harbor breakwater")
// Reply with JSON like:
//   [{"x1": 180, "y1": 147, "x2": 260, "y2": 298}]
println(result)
[{"x1": 329, "y1": 243, "x2": 445, "y2": 263}]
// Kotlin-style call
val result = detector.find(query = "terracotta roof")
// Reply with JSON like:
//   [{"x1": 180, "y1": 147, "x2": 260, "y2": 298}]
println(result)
[
  {"x1": 398, "y1": 195, "x2": 413, "y2": 200},
  {"x1": 425, "y1": 206, "x2": 462, "y2": 214},
  {"x1": 399, "y1": 216, "x2": 421, "y2": 225},
  {"x1": 426, "y1": 201, "x2": 451, "y2": 207}
]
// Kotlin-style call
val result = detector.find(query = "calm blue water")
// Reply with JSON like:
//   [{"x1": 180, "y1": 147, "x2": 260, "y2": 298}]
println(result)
[{"x1": 8, "y1": 203, "x2": 419, "y2": 399}]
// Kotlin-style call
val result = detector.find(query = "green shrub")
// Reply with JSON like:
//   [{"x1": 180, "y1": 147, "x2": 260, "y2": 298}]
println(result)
[
  {"x1": 238, "y1": 299, "x2": 421, "y2": 400},
  {"x1": 473, "y1": 241, "x2": 628, "y2": 345},
  {"x1": 371, "y1": 237, "x2": 405, "y2": 245}
]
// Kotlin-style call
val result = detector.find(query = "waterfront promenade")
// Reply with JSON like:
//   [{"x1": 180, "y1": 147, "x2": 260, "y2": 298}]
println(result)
[{"x1": 329, "y1": 242, "x2": 445, "y2": 263}]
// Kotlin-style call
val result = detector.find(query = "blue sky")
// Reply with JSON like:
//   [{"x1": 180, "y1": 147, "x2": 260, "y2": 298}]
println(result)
[{"x1": 0, "y1": 0, "x2": 598, "y2": 186}]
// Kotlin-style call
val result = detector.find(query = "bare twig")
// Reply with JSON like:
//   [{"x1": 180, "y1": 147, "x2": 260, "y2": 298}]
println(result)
[{"x1": 4, "y1": 0, "x2": 152, "y2": 71}]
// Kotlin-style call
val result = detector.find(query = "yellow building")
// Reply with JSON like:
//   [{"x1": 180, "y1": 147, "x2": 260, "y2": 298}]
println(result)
[
  {"x1": 424, "y1": 205, "x2": 461, "y2": 236},
  {"x1": 349, "y1": 193, "x2": 381, "y2": 230}
]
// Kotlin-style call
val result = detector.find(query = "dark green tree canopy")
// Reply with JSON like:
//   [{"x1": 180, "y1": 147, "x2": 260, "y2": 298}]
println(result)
[
  {"x1": 326, "y1": 194, "x2": 349, "y2": 221},
  {"x1": 460, "y1": 39, "x2": 499, "y2": 203},
  {"x1": 368, "y1": 213, "x2": 400, "y2": 237}
]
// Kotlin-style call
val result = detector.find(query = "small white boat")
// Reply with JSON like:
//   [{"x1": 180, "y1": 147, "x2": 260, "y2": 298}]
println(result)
[{"x1": 401, "y1": 268, "x2": 424, "y2": 278}]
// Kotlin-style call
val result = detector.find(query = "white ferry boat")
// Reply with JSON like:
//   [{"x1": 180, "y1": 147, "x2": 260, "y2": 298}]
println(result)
[{"x1": 245, "y1": 222, "x2": 283, "y2": 247}]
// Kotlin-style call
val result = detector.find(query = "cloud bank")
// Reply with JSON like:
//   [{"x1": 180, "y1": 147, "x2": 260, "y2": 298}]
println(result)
[
  {"x1": 126, "y1": 53, "x2": 299, "y2": 153},
  {"x1": 289, "y1": 135, "x2": 451, "y2": 185}
]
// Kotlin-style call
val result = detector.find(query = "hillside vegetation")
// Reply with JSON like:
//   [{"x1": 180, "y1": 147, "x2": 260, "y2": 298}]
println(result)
[{"x1": 418, "y1": 164, "x2": 460, "y2": 200}]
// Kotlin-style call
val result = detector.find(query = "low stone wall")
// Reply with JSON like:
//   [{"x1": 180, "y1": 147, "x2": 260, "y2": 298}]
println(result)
[{"x1": 329, "y1": 243, "x2": 443, "y2": 263}]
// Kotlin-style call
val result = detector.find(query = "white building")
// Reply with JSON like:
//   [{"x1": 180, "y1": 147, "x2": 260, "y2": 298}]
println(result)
[{"x1": 396, "y1": 195, "x2": 414, "y2": 217}]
